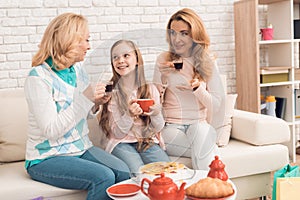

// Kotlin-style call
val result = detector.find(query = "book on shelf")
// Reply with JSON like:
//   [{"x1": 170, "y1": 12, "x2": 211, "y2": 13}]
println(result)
[
  {"x1": 260, "y1": 66, "x2": 291, "y2": 75},
  {"x1": 260, "y1": 66, "x2": 290, "y2": 83},
  {"x1": 260, "y1": 74, "x2": 289, "y2": 83},
  {"x1": 260, "y1": 66, "x2": 292, "y2": 74},
  {"x1": 275, "y1": 97, "x2": 286, "y2": 119}
]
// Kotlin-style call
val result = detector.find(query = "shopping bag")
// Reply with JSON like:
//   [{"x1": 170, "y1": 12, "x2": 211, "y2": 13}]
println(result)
[
  {"x1": 276, "y1": 177, "x2": 300, "y2": 200},
  {"x1": 272, "y1": 164, "x2": 300, "y2": 200}
]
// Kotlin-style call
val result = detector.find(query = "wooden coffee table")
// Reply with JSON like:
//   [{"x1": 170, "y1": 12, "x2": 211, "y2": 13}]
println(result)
[{"x1": 107, "y1": 170, "x2": 237, "y2": 200}]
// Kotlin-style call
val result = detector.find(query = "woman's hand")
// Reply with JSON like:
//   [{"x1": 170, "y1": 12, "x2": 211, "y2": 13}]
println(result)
[
  {"x1": 190, "y1": 78, "x2": 201, "y2": 91},
  {"x1": 176, "y1": 78, "x2": 203, "y2": 91},
  {"x1": 158, "y1": 61, "x2": 175, "y2": 73},
  {"x1": 94, "y1": 83, "x2": 111, "y2": 104},
  {"x1": 84, "y1": 83, "x2": 111, "y2": 111}
]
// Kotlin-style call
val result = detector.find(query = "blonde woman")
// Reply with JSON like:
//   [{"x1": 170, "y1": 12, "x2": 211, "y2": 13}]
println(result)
[
  {"x1": 153, "y1": 8, "x2": 225, "y2": 170},
  {"x1": 99, "y1": 40, "x2": 170, "y2": 175},
  {"x1": 24, "y1": 13, "x2": 130, "y2": 200}
]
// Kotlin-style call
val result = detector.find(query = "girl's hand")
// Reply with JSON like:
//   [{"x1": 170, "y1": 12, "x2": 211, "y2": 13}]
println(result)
[
  {"x1": 143, "y1": 103, "x2": 161, "y2": 116},
  {"x1": 129, "y1": 99, "x2": 143, "y2": 117}
]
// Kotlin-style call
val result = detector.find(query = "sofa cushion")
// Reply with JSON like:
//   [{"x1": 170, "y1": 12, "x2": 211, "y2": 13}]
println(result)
[
  {"x1": 220, "y1": 139, "x2": 289, "y2": 178},
  {"x1": 0, "y1": 89, "x2": 28, "y2": 162},
  {"x1": 231, "y1": 109, "x2": 290, "y2": 145},
  {"x1": 172, "y1": 139, "x2": 289, "y2": 179},
  {"x1": 216, "y1": 94, "x2": 237, "y2": 147}
]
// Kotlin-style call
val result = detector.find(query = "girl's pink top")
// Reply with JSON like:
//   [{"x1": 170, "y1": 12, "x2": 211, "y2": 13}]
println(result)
[{"x1": 105, "y1": 84, "x2": 166, "y2": 153}]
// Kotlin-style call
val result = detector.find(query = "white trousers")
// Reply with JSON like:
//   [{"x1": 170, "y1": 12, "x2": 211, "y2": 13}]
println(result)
[{"x1": 162, "y1": 122, "x2": 220, "y2": 170}]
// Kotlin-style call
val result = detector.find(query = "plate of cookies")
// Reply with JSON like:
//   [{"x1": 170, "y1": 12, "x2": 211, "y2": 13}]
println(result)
[
  {"x1": 185, "y1": 177, "x2": 235, "y2": 200},
  {"x1": 137, "y1": 162, "x2": 196, "y2": 183}
]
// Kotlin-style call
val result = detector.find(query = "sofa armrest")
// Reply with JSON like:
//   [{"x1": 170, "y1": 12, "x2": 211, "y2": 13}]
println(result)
[{"x1": 231, "y1": 109, "x2": 290, "y2": 145}]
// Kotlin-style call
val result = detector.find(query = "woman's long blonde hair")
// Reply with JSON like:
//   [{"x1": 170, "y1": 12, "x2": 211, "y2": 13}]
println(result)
[
  {"x1": 166, "y1": 8, "x2": 214, "y2": 81},
  {"x1": 100, "y1": 40, "x2": 152, "y2": 137},
  {"x1": 32, "y1": 13, "x2": 88, "y2": 69}
]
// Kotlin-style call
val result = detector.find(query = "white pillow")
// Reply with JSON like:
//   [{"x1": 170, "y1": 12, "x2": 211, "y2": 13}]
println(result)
[
  {"x1": 216, "y1": 94, "x2": 237, "y2": 147},
  {"x1": 0, "y1": 89, "x2": 28, "y2": 162}
]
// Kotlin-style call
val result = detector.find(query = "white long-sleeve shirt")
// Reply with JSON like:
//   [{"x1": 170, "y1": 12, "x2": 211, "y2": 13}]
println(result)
[{"x1": 24, "y1": 62, "x2": 94, "y2": 161}]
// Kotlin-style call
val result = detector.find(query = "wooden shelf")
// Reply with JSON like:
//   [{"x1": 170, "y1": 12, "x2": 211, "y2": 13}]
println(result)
[
  {"x1": 259, "y1": 0, "x2": 289, "y2": 4},
  {"x1": 259, "y1": 39, "x2": 292, "y2": 44},
  {"x1": 235, "y1": 0, "x2": 297, "y2": 162}
]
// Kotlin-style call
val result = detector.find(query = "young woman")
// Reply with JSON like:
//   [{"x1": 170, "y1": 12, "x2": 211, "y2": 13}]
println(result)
[
  {"x1": 99, "y1": 40, "x2": 170, "y2": 175},
  {"x1": 24, "y1": 13, "x2": 130, "y2": 200},
  {"x1": 153, "y1": 8, "x2": 226, "y2": 170}
]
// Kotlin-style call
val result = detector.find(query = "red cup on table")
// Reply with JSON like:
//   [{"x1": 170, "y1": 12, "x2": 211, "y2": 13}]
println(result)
[{"x1": 136, "y1": 99, "x2": 154, "y2": 112}]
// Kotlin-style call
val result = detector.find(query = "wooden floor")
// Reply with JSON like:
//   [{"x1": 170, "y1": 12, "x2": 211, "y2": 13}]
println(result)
[{"x1": 248, "y1": 153, "x2": 300, "y2": 200}]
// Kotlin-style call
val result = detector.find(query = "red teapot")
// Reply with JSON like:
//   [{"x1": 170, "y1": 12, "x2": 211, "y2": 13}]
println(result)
[
  {"x1": 207, "y1": 155, "x2": 228, "y2": 181},
  {"x1": 141, "y1": 173, "x2": 186, "y2": 200}
]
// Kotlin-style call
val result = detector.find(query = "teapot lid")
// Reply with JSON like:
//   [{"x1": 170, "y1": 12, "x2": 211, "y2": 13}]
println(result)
[
  {"x1": 153, "y1": 173, "x2": 173, "y2": 185},
  {"x1": 209, "y1": 155, "x2": 225, "y2": 169}
]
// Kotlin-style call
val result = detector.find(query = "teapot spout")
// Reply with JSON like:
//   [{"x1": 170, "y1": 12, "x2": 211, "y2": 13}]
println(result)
[{"x1": 177, "y1": 182, "x2": 186, "y2": 200}]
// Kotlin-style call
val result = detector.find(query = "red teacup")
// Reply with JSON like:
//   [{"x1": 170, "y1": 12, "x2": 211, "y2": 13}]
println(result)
[{"x1": 136, "y1": 99, "x2": 154, "y2": 112}]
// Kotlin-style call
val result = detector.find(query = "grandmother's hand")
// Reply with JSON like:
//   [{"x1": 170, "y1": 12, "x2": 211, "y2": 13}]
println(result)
[{"x1": 84, "y1": 83, "x2": 111, "y2": 106}]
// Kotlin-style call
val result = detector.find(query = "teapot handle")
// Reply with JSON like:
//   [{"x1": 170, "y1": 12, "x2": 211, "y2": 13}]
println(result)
[{"x1": 141, "y1": 178, "x2": 151, "y2": 197}]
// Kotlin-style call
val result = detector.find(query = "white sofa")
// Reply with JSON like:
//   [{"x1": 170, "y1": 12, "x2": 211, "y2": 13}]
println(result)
[{"x1": 0, "y1": 89, "x2": 290, "y2": 200}]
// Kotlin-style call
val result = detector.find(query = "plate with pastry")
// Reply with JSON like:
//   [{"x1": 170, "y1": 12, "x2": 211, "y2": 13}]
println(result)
[
  {"x1": 185, "y1": 177, "x2": 235, "y2": 200},
  {"x1": 136, "y1": 161, "x2": 196, "y2": 183}
]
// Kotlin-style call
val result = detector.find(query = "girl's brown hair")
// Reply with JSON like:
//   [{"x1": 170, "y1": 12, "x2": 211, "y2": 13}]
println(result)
[
  {"x1": 99, "y1": 40, "x2": 152, "y2": 138},
  {"x1": 166, "y1": 8, "x2": 214, "y2": 81}
]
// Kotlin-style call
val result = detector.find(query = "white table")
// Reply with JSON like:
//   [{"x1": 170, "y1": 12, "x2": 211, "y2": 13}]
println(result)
[{"x1": 107, "y1": 170, "x2": 237, "y2": 200}]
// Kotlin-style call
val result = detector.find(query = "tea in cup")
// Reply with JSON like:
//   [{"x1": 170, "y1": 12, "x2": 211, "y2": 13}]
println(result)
[
  {"x1": 173, "y1": 58, "x2": 183, "y2": 70},
  {"x1": 136, "y1": 99, "x2": 154, "y2": 112}
]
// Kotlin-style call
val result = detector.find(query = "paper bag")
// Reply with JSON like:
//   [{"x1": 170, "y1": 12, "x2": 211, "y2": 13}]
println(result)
[
  {"x1": 276, "y1": 177, "x2": 300, "y2": 200},
  {"x1": 272, "y1": 164, "x2": 300, "y2": 200}
]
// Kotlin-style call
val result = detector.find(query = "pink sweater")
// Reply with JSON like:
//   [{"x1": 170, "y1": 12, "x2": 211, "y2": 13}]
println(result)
[
  {"x1": 105, "y1": 84, "x2": 165, "y2": 153},
  {"x1": 153, "y1": 52, "x2": 225, "y2": 128}
]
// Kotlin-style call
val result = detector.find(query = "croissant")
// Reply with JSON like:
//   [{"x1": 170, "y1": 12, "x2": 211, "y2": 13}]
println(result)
[{"x1": 185, "y1": 177, "x2": 234, "y2": 198}]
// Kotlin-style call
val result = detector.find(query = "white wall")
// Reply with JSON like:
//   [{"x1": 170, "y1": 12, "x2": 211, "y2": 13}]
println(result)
[{"x1": 0, "y1": 0, "x2": 236, "y2": 93}]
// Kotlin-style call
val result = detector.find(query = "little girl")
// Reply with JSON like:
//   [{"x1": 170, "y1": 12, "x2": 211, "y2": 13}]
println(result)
[{"x1": 99, "y1": 40, "x2": 170, "y2": 175}]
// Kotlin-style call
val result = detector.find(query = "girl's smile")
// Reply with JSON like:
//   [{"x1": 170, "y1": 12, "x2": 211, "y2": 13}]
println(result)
[{"x1": 111, "y1": 43, "x2": 137, "y2": 76}]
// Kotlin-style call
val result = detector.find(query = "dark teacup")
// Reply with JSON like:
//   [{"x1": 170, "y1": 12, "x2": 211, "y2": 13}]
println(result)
[
  {"x1": 174, "y1": 62, "x2": 183, "y2": 70},
  {"x1": 105, "y1": 81, "x2": 113, "y2": 92}
]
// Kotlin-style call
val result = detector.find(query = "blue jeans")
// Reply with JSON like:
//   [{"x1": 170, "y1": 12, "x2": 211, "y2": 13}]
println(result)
[
  {"x1": 27, "y1": 146, "x2": 130, "y2": 200},
  {"x1": 111, "y1": 142, "x2": 170, "y2": 175}
]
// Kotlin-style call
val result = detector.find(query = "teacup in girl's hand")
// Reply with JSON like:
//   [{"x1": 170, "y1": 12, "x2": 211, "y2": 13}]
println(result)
[{"x1": 136, "y1": 99, "x2": 154, "y2": 112}]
